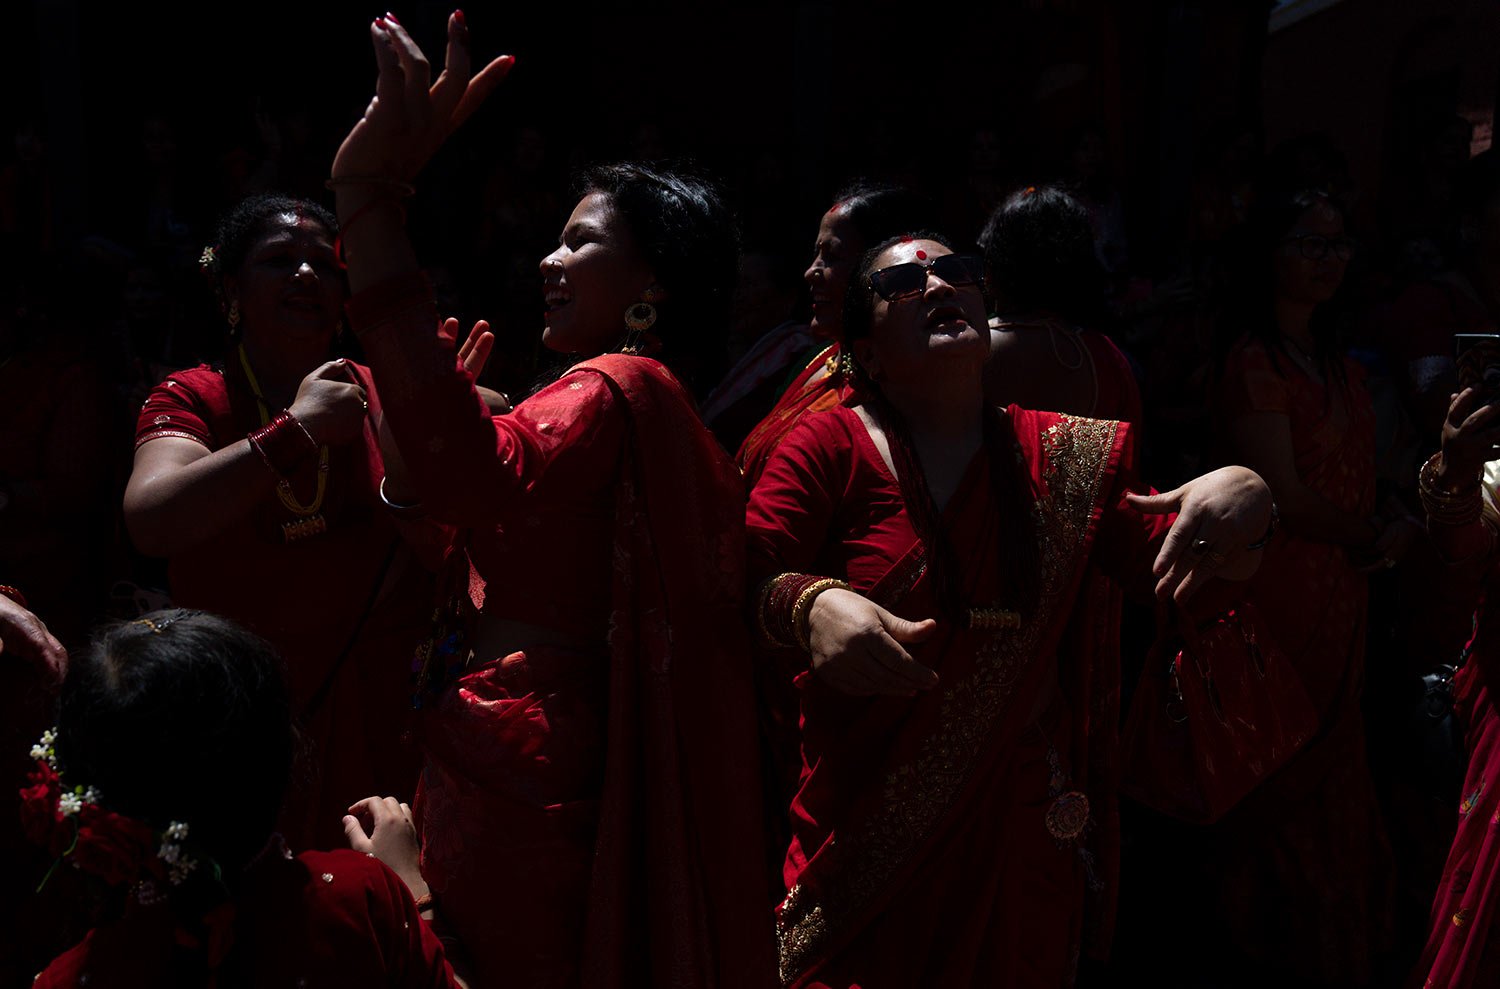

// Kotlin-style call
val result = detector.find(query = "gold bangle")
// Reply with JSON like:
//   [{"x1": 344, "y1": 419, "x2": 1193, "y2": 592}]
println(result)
[{"x1": 792, "y1": 578, "x2": 851, "y2": 654}]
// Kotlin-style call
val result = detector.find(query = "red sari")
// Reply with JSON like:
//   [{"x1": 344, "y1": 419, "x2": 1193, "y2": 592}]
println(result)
[
  {"x1": 1212, "y1": 339, "x2": 1393, "y2": 984},
  {"x1": 35, "y1": 849, "x2": 457, "y2": 987},
  {"x1": 737, "y1": 342, "x2": 850, "y2": 487},
  {"x1": 747, "y1": 403, "x2": 1170, "y2": 987},
  {"x1": 351, "y1": 279, "x2": 775, "y2": 989},
  {"x1": 134, "y1": 360, "x2": 439, "y2": 852}
]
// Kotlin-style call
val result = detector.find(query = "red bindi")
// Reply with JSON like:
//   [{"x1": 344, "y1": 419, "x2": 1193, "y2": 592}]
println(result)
[
  {"x1": 899, "y1": 235, "x2": 913, "y2": 244},
  {"x1": 915, "y1": 249, "x2": 927, "y2": 260}
]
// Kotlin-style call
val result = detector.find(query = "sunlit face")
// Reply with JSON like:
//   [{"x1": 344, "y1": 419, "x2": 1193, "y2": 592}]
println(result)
[
  {"x1": 852, "y1": 239, "x2": 989, "y2": 386},
  {"x1": 225, "y1": 214, "x2": 345, "y2": 347},
  {"x1": 539, "y1": 192, "x2": 656, "y2": 355},
  {"x1": 1273, "y1": 200, "x2": 1349, "y2": 306},
  {"x1": 803, "y1": 207, "x2": 862, "y2": 341}
]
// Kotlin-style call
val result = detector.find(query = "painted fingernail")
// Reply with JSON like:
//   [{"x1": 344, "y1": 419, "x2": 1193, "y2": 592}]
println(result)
[
  {"x1": 453, "y1": 8, "x2": 465, "y2": 23},
  {"x1": 385, "y1": 11, "x2": 400, "y2": 24}
]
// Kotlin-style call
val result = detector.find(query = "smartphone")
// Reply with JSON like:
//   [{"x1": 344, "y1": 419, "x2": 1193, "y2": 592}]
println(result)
[{"x1": 1455, "y1": 333, "x2": 1500, "y2": 405}]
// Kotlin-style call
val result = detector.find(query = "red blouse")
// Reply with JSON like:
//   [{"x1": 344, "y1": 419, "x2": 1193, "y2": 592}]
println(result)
[{"x1": 35, "y1": 849, "x2": 457, "y2": 987}]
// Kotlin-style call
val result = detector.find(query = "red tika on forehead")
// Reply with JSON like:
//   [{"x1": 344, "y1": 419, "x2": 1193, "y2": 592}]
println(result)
[
  {"x1": 915, "y1": 249, "x2": 927, "y2": 260},
  {"x1": 899, "y1": 235, "x2": 913, "y2": 243}
]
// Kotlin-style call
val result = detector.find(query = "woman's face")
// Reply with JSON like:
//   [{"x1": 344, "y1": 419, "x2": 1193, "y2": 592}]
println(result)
[
  {"x1": 1273, "y1": 200, "x2": 1349, "y2": 306},
  {"x1": 539, "y1": 192, "x2": 656, "y2": 355},
  {"x1": 853, "y1": 239, "x2": 989, "y2": 386},
  {"x1": 226, "y1": 214, "x2": 345, "y2": 346},
  {"x1": 804, "y1": 207, "x2": 861, "y2": 341}
]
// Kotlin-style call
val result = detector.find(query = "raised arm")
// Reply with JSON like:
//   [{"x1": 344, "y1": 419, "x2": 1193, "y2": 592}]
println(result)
[{"x1": 1422, "y1": 387, "x2": 1500, "y2": 575}]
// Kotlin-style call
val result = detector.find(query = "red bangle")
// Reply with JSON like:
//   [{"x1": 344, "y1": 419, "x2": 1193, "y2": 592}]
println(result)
[
  {"x1": 757, "y1": 573, "x2": 829, "y2": 649},
  {"x1": 248, "y1": 412, "x2": 318, "y2": 477},
  {"x1": 0, "y1": 585, "x2": 27, "y2": 609}
]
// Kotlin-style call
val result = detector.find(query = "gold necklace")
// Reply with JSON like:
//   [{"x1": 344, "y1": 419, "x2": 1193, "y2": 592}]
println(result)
[{"x1": 238, "y1": 343, "x2": 330, "y2": 540}]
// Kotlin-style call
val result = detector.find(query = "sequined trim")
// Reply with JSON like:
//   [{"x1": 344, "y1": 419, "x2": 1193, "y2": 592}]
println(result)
[
  {"x1": 776, "y1": 414, "x2": 1119, "y2": 984},
  {"x1": 134, "y1": 429, "x2": 211, "y2": 450}
]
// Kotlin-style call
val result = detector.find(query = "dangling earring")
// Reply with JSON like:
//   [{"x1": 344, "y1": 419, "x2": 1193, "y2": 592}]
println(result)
[
  {"x1": 621, "y1": 301, "x2": 657, "y2": 355},
  {"x1": 227, "y1": 301, "x2": 241, "y2": 330}
]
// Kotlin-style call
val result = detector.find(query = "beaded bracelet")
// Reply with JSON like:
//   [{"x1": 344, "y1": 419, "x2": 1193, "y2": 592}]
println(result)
[{"x1": 1245, "y1": 501, "x2": 1280, "y2": 551}]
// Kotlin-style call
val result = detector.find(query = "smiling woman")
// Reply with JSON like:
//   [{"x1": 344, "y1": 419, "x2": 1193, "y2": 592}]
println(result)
[
  {"x1": 122, "y1": 194, "x2": 442, "y2": 856},
  {"x1": 322, "y1": 12, "x2": 772, "y2": 988}
]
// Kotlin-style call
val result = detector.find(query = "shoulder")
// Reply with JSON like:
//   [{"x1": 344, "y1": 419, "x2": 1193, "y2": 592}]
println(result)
[{"x1": 1222, "y1": 335, "x2": 1279, "y2": 375}]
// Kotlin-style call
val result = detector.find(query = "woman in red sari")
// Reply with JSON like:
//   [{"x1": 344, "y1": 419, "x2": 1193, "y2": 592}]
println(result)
[
  {"x1": 1211, "y1": 189, "x2": 1407, "y2": 985},
  {"x1": 747, "y1": 232, "x2": 1273, "y2": 987},
  {"x1": 123, "y1": 194, "x2": 446, "y2": 853},
  {"x1": 329, "y1": 15, "x2": 772, "y2": 988},
  {"x1": 1410, "y1": 388, "x2": 1500, "y2": 988},
  {"x1": 737, "y1": 182, "x2": 927, "y2": 485}
]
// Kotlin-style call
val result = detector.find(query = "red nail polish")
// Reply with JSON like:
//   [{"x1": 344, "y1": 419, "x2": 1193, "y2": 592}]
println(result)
[
  {"x1": 385, "y1": 11, "x2": 400, "y2": 24},
  {"x1": 453, "y1": 9, "x2": 465, "y2": 23}
]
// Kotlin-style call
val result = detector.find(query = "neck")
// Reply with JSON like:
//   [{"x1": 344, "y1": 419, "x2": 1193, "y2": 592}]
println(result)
[
  {"x1": 240, "y1": 334, "x2": 329, "y2": 410},
  {"x1": 1274, "y1": 297, "x2": 1317, "y2": 351},
  {"x1": 883, "y1": 373, "x2": 985, "y2": 445}
]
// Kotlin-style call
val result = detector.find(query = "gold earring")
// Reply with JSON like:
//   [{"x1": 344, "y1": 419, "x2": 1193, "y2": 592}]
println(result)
[
  {"x1": 227, "y1": 301, "x2": 240, "y2": 329},
  {"x1": 621, "y1": 301, "x2": 657, "y2": 355}
]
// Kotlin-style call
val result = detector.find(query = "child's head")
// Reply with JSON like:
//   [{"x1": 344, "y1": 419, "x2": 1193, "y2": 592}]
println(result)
[{"x1": 53, "y1": 610, "x2": 294, "y2": 877}]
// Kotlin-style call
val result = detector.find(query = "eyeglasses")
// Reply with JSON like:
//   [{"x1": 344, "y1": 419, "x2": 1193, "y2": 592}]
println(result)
[
  {"x1": 1284, "y1": 234, "x2": 1355, "y2": 262},
  {"x1": 868, "y1": 253, "x2": 986, "y2": 302}
]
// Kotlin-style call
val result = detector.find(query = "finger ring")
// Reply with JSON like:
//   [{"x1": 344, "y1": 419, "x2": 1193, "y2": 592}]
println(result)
[{"x1": 1191, "y1": 538, "x2": 1212, "y2": 555}]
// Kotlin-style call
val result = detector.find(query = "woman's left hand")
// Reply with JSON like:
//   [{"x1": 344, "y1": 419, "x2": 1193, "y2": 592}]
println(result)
[
  {"x1": 1126, "y1": 466, "x2": 1274, "y2": 603},
  {"x1": 343, "y1": 796, "x2": 428, "y2": 900}
]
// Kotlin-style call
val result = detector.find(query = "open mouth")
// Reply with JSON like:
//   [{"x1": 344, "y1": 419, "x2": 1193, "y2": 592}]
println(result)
[
  {"x1": 925, "y1": 304, "x2": 970, "y2": 330},
  {"x1": 544, "y1": 285, "x2": 572, "y2": 311}
]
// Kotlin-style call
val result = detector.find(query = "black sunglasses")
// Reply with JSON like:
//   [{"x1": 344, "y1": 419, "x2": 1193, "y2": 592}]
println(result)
[{"x1": 868, "y1": 253, "x2": 986, "y2": 302}]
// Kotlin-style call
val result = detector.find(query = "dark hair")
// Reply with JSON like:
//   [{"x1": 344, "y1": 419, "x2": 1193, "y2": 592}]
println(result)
[
  {"x1": 978, "y1": 185, "x2": 1108, "y2": 325},
  {"x1": 576, "y1": 162, "x2": 739, "y2": 398},
  {"x1": 826, "y1": 180, "x2": 931, "y2": 254},
  {"x1": 843, "y1": 232, "x2": 1039, "y2": 619},
  {"x1": 1217, "y1": 186, "x2": 1347, "y2": 383},
  {"x1": 210, "y1": 194, "x2": 338, "y2": 279},
  {"x1": 57, "y1": 610, "x2": 294, "y2": 869}
]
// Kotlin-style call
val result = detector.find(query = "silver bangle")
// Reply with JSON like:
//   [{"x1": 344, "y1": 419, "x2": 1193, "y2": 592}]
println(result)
[{"x1": 378, "y1": 476, "x2": 424, "y2": 517}]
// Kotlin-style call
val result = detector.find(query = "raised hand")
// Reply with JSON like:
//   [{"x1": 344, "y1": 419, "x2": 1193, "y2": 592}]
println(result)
[
  {"x1": 1439, "y1": 386, "x2": 1500, "y2": 483},
  {"x1": 332, "y1": 12, "x2": 514, "y2": 187},
  {"x1": 1127, "y1": 465, "x2": 1273, "y2": 604},
  {"x1": 344, "y1": 795, "x2": 427, "y2": 899},
  {"x1": 806, "y1": 588, "x2": 939, "y2": 696},
  {"x1": 290, "y1": 359, "x2": 369, "y2": 446}
]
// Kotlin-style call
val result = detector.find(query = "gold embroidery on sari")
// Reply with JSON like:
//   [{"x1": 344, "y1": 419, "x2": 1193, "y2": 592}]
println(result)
[{"x1": 776, "y1": 414, "x2": 1119, "y2": 983}]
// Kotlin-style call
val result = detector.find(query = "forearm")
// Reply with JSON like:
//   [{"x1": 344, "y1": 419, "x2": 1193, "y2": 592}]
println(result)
[{"x1": 124, "y1": 443, "x2": 279, "y2": 556}]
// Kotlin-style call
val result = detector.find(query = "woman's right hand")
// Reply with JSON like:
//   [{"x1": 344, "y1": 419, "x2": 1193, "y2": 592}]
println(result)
[
  {"x1": 290, "y1": 360, "x2": 369, "y2": 446},
  {"x1": 344, "y1": 796, "x2": 428, "y2": 900},
  {"x1": 331, "y1": 12, "x2": 514, "y2": 187},
  {"x1": 1439, "y1": 386, "x2": 1500, "y2": 483},
  {"x1": 806, "y1": 588, "x2": 939, "y2": 696}
]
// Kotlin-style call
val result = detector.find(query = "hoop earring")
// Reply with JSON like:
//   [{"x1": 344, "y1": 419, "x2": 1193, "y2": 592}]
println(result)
[
  {"x1": 621, "y1": 301, "x2": 657, "y2": 355},
  {"x1": 227, "y1": 301, "x2": 240, "y2": 329}
]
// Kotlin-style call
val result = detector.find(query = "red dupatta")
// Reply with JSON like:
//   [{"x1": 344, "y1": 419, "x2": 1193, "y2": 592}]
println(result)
[
  {"x1": 737, "y1": 343, "x2": 849, "y2": 486},
  {"x1": 776, "y1": 410, "x2": 1130, "y2": 987},
  {"x1": 572, "y1": 355, "x2": 777, "y2": 988}
]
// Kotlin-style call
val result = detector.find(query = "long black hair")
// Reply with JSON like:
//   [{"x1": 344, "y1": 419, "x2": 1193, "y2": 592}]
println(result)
[
  {"x1": 825, "y1": 180, "x2": 931, "y2": 257},
  {"x1": 576, "y1": 162, "x2": 739, "y2": 399},
  {"x1": 843, "y1": 233, "x2": 1040, "y2": 619}
]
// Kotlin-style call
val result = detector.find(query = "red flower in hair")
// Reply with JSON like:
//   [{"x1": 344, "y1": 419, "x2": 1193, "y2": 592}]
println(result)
[
  {"x1": 18, "y1": 761, "x2": 69, "y2": 856},
  {"x1": 71, "y1": 806, "x2": 157, "y2": 887}
]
